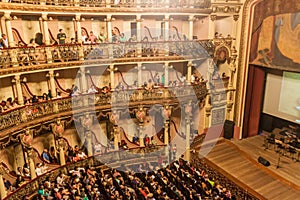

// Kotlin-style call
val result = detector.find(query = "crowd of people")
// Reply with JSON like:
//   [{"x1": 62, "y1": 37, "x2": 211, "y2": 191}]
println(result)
[{"x1": 27, "y1": 158, "x2": 234, "y2": 200}]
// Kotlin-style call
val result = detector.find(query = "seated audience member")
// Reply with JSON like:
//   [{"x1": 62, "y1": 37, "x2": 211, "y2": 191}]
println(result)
[
  {"x1": 41, "y1": 149, "x2": 51, "y2": 163},
  {"x1": 77, "y1": 150, "x2": 87, "y2": 160},
  {"x1": 15, "y1": 175, "x2": 25, "y2": 188},
  {"x1": 93, "y1": 143, "x2": 102, "y2": 154},
  {"x1": 132, "y1": 134, "x2": 139, "y2": 144}
]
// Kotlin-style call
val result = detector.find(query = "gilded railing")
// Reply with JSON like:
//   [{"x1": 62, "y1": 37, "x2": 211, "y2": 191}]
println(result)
[
  {"x1": 0, "y1": 84, "x2": 207, "y2": 133},
  {"x1": 0, "y1": 40, "x2": 214, "y2": 71},
  {"x1": 5, "y1": 0, "x2": 211, "y2": 8},
  {"x1": 4, "y1": 147, "x2": 167, "y2": 200}
]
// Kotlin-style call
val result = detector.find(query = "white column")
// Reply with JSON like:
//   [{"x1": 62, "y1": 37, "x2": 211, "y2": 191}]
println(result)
[
  {"x1": 136, "y1": 14, "x2": 142, "y2": 42},
  {"x1": 109, "y1": 64, "x2": 116, "y2": 90},
  {"x1": 185, "y1": 103, "x2": 191, "y2": 162},
  {"x1": 113, "y1": 126, "x2": 119, "y2": 150},
  {"x1": 86, "y1": 131, "x2": 93, "y2": 156},
  {"x1": 27, "y1": 150, "x2": 36, "y2": 179},
  {"x1": 42, "y1": 14, "x2": 50, "y2": 45},
  {"x1": 164, "y1": 14, "x2": 169, "y2": 41},
  {"x1": 188, "y1": 15, "x2": 194, "y2": 40},
  {"x1": 106, "y1": 15, "x2": 112, "y2": 41},
  {"x1": 58, "y1": 139, "x2": 66, "y2": 166},
  {"x1": 137, "y1": 63, "x2": 143, "y2": 88},
  {"x1": 75, "y1": 14, "x2": 82, "y2": 44},
  {"x1": 164, "y1": 62, "x2": 169, "y2": 87},
  {"x1": 79, "y1": 67, "x2": 88, "y2": 93},
  {"x1": 208, "y1": 15, "x2": 217, "y2": 39},
  {"x1": 187, "y1": 61, "x2": 193, "y2": 84},
  {"x1": 4, "y1": 12, "x2": 14, "y2": 47},
  {"x1": 48, "y1": 70, "x2": 57, "y2": 98},
  {"x1": 14, "y1": 75, "x2": 24, "y2": 106},
  {"x1": 232, "y1": 15, "x2": 239, "y2": 47}
]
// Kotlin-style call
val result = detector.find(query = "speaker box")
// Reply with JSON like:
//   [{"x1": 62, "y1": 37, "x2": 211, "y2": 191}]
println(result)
[
  {"x1": 261, "y1": 114, "x2": 273, "y2": 132},
  {"x1": 258, "y1": 156, "x2": 270, "y2": 167},
  {"x1": 224, "y1": 120, "x2": 235, "y2": 139}
]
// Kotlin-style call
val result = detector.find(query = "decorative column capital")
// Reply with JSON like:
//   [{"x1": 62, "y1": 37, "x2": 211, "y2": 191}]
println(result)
[
  {"x1": 233, "y1": 15, "x2": 239, "y2": 21},
  {"x1": 75, "y1": 14, "x2": 81, "y2": 21},
  {"x1": 4, "y1": 12, "x2": 11, "y2": 20},
  {"x1": 188, "y1": 15, "x2": 195, "y2": 21},
  {"x1": 41, "y1": 13, "x2": 48, "y2": 21},
  {"x1": 210, "y1": 15, "x2": 217, "y2": 21}
]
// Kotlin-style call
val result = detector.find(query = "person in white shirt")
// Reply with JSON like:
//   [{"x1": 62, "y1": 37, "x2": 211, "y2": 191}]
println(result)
[{"x1": 35, "y1": 163, "x2": 43, "y2": 176}]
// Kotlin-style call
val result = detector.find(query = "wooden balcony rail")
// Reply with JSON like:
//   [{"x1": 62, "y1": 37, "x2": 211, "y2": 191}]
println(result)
[
  {"x1": 0, "y1": 40, "x2": 215, "y2": 71},
  {"x1": 0, "y1": 84, "x2": 207, "y2": 134},
  {"x1": 2, "y1": 0, "x2": 211, "y2": 9},
  {"x1": 4, "y1": 146, "x2": 167, "y2": 200}
]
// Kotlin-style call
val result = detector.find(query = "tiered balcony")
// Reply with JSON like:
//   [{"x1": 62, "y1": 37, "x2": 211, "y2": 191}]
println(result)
[
  {"x1": 0, "y1": 84, "x2": 207, "y2": 138},
  {"x1": 0, "y1": 0, "x2": 211, "y2": 9},
  {"x1": 0, "y1": 40, "x2": 214, "y2": 75}
]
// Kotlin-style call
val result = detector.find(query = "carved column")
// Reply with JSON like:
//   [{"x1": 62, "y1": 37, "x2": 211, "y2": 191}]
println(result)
[
  {"x1": 42, "y1": 13, "x2": 50, "y2": 45},
  {"x1": 187, "y1": 61, "x2": 193, "y2": 84},
  {"x1": 79, "y1": 67, "x2": 88, "y2": 93},
  {"x1": 138, "y1": 125, "x2": 145, "y2": 147},
  {"x1": 47, "y1": 70, "x2": 57, "y2": 98},
  {"x1": 106, "y1": 15, "x2": 112, "y2": 41},
  {"x1": 4, "y1": 12, "x2": 14, "y2": 47},
  {"x1": 75, "y1": 14, "x2": 82, "y2": 44},
  {"x1": 185, "y1": 102, "x2": 192, "y2": 162},
  {"x1": 232, "y1": 15, "x2": 239, "y2": 47},
  {"x1": 57, "y1": 139, "x2": 66, "y2": 166},
  {"x1": 109, "y1": 64, "x2": 115, "y2": 90},
  {"x1": 0, "y1": 166, "x2": 7, "y2": 199},
  {"x1": 164, "y1": 15, "x2": 170, "y2": 56},
  {"x1": 204, "y1": 94, "x2": 212, "y2": 129},
  {"x1": 163, "y1": 62, "x2": 169, "y2": 87},
  {"x1": 136, "y1": 15, "x2": 142, "y2": 57},
  {"x1": 41, "y1": 14, "x2": 53, "y2": 64},
  {"x1": 208, "y1": 15, "x2": 217, "y2": 39},
  {"x1": 86, "y1": 131, "x2": 93, "y2": 156},
  {"x1": 74, "y1": 14, "x2": 84, "y2": 61},
  {"x1": 188, "y1": 15, "x2": 194, "y2": 40},
  {"x1": 113, "y1": 126, "x2": 119, "y2": 150},
  {"x1": 137, "y1": 63, "x2": 143, "y2": 88},
  {"x1": 13, "y1": 75, "x2": 24, "y2": 106},
  {"x1": 26, "y1": 149, "x2": 36, "y2": 179}
]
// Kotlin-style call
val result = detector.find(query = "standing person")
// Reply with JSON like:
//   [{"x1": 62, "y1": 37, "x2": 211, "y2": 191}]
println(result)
[
  {"x1": 172, "y1": 144, "x2": 177, "y2": 160},
  {"x1": 57, "y1": 29, "x2": 66, "y2": 44},
  {"x1": 0, "y1": 34, "x2": 9, "y2": 48},
  {"x1": 88, "y1": 31, "x2": 97, "y2": 44}
]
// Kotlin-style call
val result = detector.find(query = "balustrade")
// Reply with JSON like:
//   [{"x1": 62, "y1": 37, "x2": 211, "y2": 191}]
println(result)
[
  {"x1": 5, "y1": 0, "x2": 211, "y2": 8},
  {"x1": 0, "y1": 85, "x2": 207, "y2": 133},
  {"x1": 0, "y1": 40, "x2": 212, "y2": 71},
  {"x1": 4, "y1": 146, "x2": 166, "y2": 200}
]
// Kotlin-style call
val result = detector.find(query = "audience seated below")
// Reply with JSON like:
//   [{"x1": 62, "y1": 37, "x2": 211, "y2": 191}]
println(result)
[{"x1": 28, "y1": 158, "x2": 233, "y2": 200}]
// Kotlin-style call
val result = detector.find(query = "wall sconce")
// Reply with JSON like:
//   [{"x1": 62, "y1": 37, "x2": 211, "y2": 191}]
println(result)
[
  {"x1": 91, "y1": 18, "x2": 94, "y2": 21},
  {"x1": 81, "y1": 18, "x2": 85, "y2": 21},
  {"x1": 49, "y1": 17, "x2": 53, "y2": 21},
  {"x1": 13, "y1": 16, "x2": 18, "y2": 20}
]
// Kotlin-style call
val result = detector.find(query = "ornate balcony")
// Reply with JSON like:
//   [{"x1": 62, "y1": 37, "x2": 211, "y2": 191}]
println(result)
[
  {"x1": 1, "y1": 0, "x2": 211, "y2": 9},
  {"x1": 0, "y1": 40, "x2": 214, "y2": 76},
  {"x1": 0, "y1": 84, "x2": 207, "y2": 139}
]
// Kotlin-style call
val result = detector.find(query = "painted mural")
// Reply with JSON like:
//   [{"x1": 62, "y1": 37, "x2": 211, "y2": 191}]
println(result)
[{"x1": 250, "y1": 12, "x2": 300, "y2": 72}]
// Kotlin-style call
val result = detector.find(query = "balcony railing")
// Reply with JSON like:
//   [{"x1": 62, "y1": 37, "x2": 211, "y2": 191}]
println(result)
[
  {"x1": 4, "y1": 0, "x2": 211, "y2": 9},
  {"x1": 0, "y1": 84, "x2": 207, "y2": 134},
  {"x1": 0, "y1": 40, "x2": 214, "y2": 72},
  {"x1": 4, "y1": 147, "x2": 167, "y2": 200}
]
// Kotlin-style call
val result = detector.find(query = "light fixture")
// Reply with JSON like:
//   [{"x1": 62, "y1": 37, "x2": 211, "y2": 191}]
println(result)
[
  {"x1": 81, "y1": 18, "x2": 85, "y2": 21},
  {"x1": 91, "y1": 18, "x2": 94, "y2": 21},
  {"x1": 22, "y1": 77, "x2": 27, "y2": 83},
  {"x1": 49, "y1": 17, "x2": 53, "y2": 21},
  {"x1": 13, "y1": 16, "x2": 18, "y2": 20}
]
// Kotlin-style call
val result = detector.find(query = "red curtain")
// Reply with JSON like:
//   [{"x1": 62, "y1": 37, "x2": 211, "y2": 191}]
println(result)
[{"x1": 242, "y1": 65, "x2": 265, "y2": 138}]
